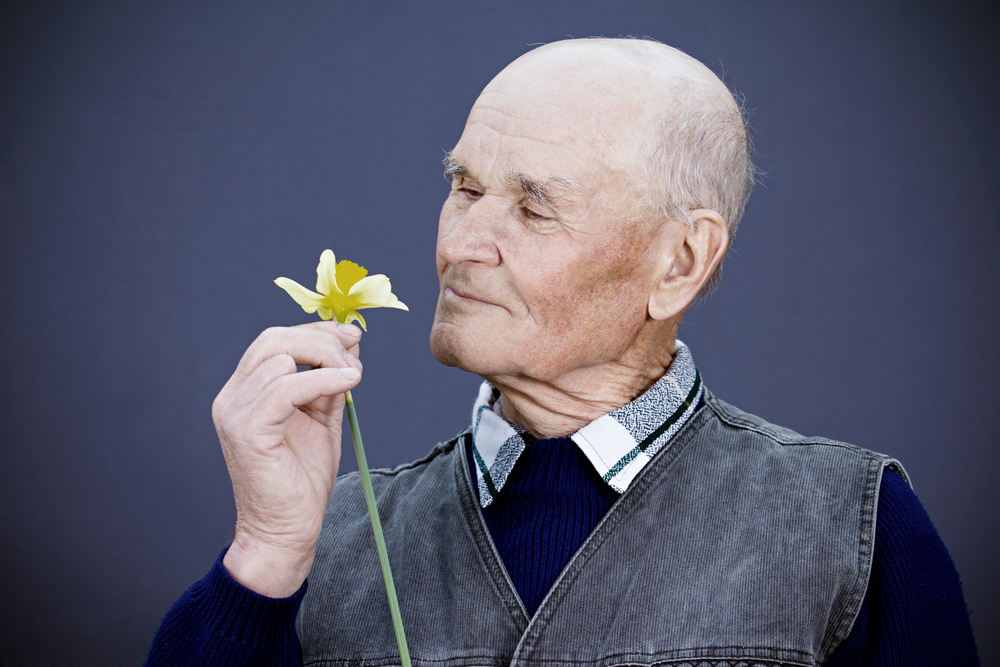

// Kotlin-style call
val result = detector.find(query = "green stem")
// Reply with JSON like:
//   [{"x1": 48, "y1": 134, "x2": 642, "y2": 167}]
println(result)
[{"x1": 344, "y1": 390, "x2": 411, "y2": 667}]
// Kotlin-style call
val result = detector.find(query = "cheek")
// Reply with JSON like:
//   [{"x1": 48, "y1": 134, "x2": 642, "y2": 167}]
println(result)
[
  {"x1": 530, "y1": 258, "x2": 646, "y2": 327},
  {"x1": 616, "y1": 280, "x2": 652, "y2": 326},
  {"x1": 601, "y1": 237, "x2": 656, "y2": 303},
  {"x1": 571, "y1": 249, "x2": 652, "y2": 330}
]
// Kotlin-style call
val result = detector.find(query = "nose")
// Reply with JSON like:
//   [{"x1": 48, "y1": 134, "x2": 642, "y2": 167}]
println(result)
[{"x1": 436, "y1": 196, "x2": 502, "y2": 267}]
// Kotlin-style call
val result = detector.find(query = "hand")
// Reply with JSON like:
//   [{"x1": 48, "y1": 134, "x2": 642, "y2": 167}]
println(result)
[{"x1": 214, "y1": 321, "x2": 363, "y2": 597}]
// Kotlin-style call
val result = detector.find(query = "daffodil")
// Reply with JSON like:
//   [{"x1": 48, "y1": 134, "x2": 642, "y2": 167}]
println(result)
[
  {"x1": 273, "y1": 248, "x2": 411, "y2": 667},
  {"x1": 274, "y1": 249, "x2": 408, "y2": 330}
]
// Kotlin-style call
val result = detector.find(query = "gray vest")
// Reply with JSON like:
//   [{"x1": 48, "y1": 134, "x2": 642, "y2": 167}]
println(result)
[{"x1": 298, "y1": 392, "x2": 904, "y2": 667}]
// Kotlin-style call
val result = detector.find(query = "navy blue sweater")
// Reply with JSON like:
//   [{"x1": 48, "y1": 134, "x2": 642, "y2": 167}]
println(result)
[{"x1": 146, "y1": 438, "x2": 979, "y2": 665}]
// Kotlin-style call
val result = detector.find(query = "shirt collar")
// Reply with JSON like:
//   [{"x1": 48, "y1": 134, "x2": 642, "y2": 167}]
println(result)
[{"x1": 470, "y1": 341, "x2": 703, "y2": 508}]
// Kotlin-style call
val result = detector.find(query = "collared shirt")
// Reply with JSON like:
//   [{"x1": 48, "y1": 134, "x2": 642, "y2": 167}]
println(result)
[{"x1": 470, "y1": 342, "x2": 703, "y2": 507}]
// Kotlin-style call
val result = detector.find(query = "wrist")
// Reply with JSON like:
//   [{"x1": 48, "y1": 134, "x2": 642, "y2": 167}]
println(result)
[{"x1": 223, "y1": 533, "x2": 315, "y2": 598}]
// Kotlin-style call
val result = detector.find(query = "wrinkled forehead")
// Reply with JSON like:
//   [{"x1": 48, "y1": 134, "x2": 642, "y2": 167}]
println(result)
[
  {"x1": 450, "y1": 103, "x2": 630, "y2": 203},
  {"x1": 454, "y1": 56, "x2": 656, "y2": 186}
]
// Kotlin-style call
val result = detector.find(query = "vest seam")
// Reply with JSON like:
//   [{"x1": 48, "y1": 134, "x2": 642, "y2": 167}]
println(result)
[
  {"x1": 509, "y1": 641, "x2": 816, "y2": 667},
  {"x1": 705, "y1": 394, "x2": 877, "y2": 456},
  {"x1": 816, "y1": 458, "x2": 893, "y2": 663},
  {"x1": 334, "y1": 432, "x2": 468, "y2": 486},
  {"x1": 305, "y1": 657, "x2": 807, "y2": 667},
  {"x1": 452, "y1": 432, "x2": 531, "y2": 629},
  {"x1": 512, "y1": 654, "x2": 812, "y2": 667},
  {"x1": 304, "y1": 657, "x2": 512, "y2": 667}
]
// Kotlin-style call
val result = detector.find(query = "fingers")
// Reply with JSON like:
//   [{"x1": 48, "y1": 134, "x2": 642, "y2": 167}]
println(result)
[
  {"x1": 251, "y1": 364, "x2": 361, "y2": 430},
  {"x1": 221, "y1": 351, "x2": 360, "y2": 439},
  {"x1": 234, "y1": 321, "x2": 363, "y2": 381},
  {"x1": 214, "y1": 322, "x2": 363, "y2": 428}
]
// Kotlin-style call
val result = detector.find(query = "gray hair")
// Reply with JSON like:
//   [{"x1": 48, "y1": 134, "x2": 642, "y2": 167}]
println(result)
[{"x1": 639, "y1": 82, "x2": 757, "y2": 297}]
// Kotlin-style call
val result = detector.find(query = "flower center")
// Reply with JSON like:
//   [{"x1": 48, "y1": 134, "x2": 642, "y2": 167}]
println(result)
[{"x1": 336, "y1": 260, "x2": 368, "y2": 293}]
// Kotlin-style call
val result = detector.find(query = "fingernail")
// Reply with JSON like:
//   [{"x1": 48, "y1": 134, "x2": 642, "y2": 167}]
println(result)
[
  {"x1": 345, "y1": 354, "x2": 363, "y2": 370},
  {"x1": 338, "y1": 367, "x2": 360, "y2": 380},
  {"x1": 337, "y1": 323, "x2": 361, "y2": 337}
]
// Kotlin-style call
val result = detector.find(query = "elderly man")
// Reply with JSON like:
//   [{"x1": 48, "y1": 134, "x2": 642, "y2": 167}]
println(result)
[{"x1": 147, "y1": 39, "x2": 978, "y2": 666}]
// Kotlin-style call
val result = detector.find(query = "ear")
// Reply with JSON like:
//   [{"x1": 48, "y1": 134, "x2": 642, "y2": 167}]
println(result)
[{"x1": 648, "y1": 209, "x2": 729, "y2": 321}]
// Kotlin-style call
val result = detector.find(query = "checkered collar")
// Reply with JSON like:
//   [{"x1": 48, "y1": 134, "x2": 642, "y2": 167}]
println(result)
[{"x1": 469, "y1": 341, "x2": 703, "y2": 508}]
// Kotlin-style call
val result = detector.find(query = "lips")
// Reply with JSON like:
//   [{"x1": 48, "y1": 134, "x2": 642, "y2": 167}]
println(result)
[
  {"x1": 439, "y1": 262, "x2": 507, "y2": 309},
  {"x1": 445, "y1": 285, "x2": 489, "y2": 304},
  {"x1": 442, "y1": 272, "x2": 495, "y2": 306}
]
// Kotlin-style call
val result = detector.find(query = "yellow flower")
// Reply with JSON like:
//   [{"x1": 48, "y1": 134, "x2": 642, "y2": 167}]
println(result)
[{"x1": 274, "y1": 249, "x2": 408, "y2": 330}]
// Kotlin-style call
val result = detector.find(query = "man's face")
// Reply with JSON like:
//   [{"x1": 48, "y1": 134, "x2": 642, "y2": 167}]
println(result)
[{"x1": 429, "y1": 56, "x2": 662, "y2": 384}]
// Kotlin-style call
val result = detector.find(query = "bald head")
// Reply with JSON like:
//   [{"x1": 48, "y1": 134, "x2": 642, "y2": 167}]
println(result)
[
  {"x1": 493, "y1": 38, "x2": 736, "y2": 119},
  {"x1": 478, "y1": 38, "x2": 754, "y2": 294}
]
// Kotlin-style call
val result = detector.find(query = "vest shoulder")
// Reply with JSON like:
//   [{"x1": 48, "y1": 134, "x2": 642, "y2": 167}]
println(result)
[
  {"x1": 703, "y1": 390, "x2": 893, "y2": 461},
  {"x1": 333, "y1": 428, "x2": 469, "y2": 489}
]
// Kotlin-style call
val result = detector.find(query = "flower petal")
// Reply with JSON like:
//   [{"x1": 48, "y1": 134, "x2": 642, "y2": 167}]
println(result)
[
  {"x1": 348, "y1": 274, "x2": 393, "y2": 306},
  {"x1": 316, "y1": 249, "x2": 338, "y2": 295},
  {"x1": 317, "y1": 307, "x2": 334, "y2": 320},
  {"x1": 381, "y1": 294, "x2": 409, "y2": 311},
  {"x1": 344, "y1": 310, "x2": 367, "y2": 331},
  {"x1": 274, "y1": 278, "x2": 324, "y2": 313}
]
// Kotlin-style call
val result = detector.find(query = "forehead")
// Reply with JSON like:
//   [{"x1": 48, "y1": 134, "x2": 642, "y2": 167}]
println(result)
[
  {"x1": 452, "y1": 94, "x2": 641, "y2": 192},
  {"x1": 455, "y1": 50, "x2": 661, "y2": 177}
]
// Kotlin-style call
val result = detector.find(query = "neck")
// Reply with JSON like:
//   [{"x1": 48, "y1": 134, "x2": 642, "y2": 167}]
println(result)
[{"x1": 487, "y1": 321, "x2": 679, "y2": 438}]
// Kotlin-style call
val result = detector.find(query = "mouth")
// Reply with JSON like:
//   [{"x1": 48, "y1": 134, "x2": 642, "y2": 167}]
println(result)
[{"x1": 444, "y1": 285, "x2": 491, "y2": 306}]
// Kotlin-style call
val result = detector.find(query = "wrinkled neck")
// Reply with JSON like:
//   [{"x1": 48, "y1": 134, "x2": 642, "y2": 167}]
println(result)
[{"x1": 487, "y1": 320, "x2": 678, "y2": 438}]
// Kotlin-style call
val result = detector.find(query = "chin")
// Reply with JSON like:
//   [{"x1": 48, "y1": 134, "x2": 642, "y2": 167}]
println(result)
[
  {"x1": 429, "y1": 319, "x2": 506, "y2": 375},
  {"x1": 429, "y1": 320, "x2": 466, "y2": 369}
]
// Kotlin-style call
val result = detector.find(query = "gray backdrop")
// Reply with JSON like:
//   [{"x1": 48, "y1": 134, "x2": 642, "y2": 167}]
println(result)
[{"x1": 1, "y1": 1, "x2": 997, "y2": 664}]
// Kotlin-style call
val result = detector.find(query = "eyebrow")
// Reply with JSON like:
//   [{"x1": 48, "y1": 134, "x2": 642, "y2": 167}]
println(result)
[
  {"x1": 511, "y1": 174, "x2": 582, "y2": 208},
  {"x1": 442, "y1": 152, "x2": 467, "y2": 179},
  {"x1": 442, "y1": 151, "x2": 582, "y2": 208}
]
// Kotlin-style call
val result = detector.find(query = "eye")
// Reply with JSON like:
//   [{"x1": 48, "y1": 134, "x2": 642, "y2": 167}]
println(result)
[
  {"x1": 520, "y1": 206, "x2": 548, "y2": 220},
  {"x1": 451, "y1": 177, "x2": 483, "y2": 200},
  {"x1": 518, "y1": 199, "x2": 556, "y2": 221},
  {"x1": 517, "y1": 203, "x2": 562, "y2": 234}
]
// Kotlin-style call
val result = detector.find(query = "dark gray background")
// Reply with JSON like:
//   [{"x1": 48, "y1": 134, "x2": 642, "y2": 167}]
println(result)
[{"x1": 1, "y1": 1, "x2": 997, "y2": 664}]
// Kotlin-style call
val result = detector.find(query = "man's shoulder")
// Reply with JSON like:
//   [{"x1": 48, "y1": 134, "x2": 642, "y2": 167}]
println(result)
[
  {"x1": 696, "y1": 390, "x2": 907, "y2": 480},
  {"x1": 329, "y1": 429, "x2": 471, "y2": 504}
]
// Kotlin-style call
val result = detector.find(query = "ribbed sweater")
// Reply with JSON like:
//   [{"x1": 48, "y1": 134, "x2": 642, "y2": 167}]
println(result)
[
  {"x1": 472, "y1": 435, "x2": 619, "y2": 616},
  {"x1": 146, "y1": 438, "x2": 979, "y2": 665}
]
